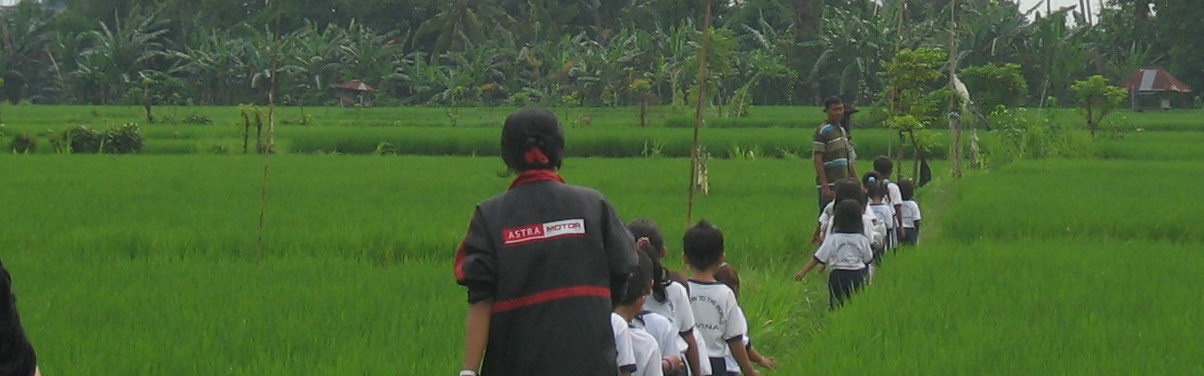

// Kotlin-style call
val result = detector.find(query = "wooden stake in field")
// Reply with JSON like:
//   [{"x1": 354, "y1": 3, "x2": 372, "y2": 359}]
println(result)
[
  {"x1": 686, "y1": 0, "x2": 713, "y2": 229},
  {"x1": 949, "y1": 0, "x2": 963, "y2": 179},
  {"x1": 257, "y1": 0, "x2": 283, "y2": 261}
]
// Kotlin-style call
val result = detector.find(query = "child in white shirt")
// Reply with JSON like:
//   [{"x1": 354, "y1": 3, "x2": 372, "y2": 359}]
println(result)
[
  {"x1": 616, "y1": 244, "x2": 683, "y2": 376},
  {"x1": 630, "y1": 219, "x2": 707, "y2": 376},
  {"x1": 715, "y1": 263, "x2": 777, "y2": 374},
  {"x1": 684, "y1": 221, "x2": 760, "y2": 376},
  {"x1": 898, "y1": 179, "x2": 922, "y2": 245},
  {"x1": 795, "y1": 199, "x2": 875, "y2": 310}
]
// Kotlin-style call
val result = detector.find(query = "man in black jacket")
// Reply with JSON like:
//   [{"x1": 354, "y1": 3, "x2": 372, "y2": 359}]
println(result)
[
  {"x1": 1, "y1": 259, "x2": 37, "y2": 376},
  {"x1": 455, "y1": 107, "x2": 638, "y2": 376}
]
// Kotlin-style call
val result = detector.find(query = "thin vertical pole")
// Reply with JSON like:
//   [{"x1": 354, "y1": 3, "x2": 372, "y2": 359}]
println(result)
[
  {"x1": 686, "y1": 0, "x2": 712, "y2": 229},
  {"x1": 257, "y1": 0, "x2": 282, "y2": 261},
  {"x1": 949, "y1": 0, "x2": 963, "y2": 179}
]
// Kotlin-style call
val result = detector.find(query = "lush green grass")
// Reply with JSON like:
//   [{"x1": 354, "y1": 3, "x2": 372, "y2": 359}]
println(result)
[
  {"x1": 3, "y1": 154, "x2": 907, "y2": 375},
  {"x1": 783, "y1": 158, "x2": 1204, "y2": 375},
  {"x1": 3, "y1": 105, "x2": 1202, "y2": 375}
]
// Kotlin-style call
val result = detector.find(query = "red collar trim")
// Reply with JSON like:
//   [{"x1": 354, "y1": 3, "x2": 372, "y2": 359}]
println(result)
[{"x1": 509, "y1": 169, "x2": 565, "y2": 190}]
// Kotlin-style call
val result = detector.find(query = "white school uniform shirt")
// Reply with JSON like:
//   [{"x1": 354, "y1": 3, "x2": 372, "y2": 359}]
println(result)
[
  {"x1": 612, "y1": 312, "x2": 637, "y2": 374},
  {"x1": 901, "y1": 200, "x2": 922, "y2": 228},
  {"x1": 637, "y1": 311, "x2": 682, "y2": 369},
  {"x1": 869, "y1": 202, "x2": 895, "y2": 230},
  {"x1": 814, "y1": 232, "x2": 874, "y2": 270},
  {"x1": 688, "y1": 280, "x2": 747, "y2": 359},
  {"x1": 722, "y1": 306, "x2": 750, "y2": 374},
  {"x1": 630, "y1": 325, "x2": 664, "y2": 376},
  {"x1": 886, "y1": 181, "x2": 903, "y2": 207},
  {"x1": 645, "y1": 280, "x2": 711, "y2": 376}
]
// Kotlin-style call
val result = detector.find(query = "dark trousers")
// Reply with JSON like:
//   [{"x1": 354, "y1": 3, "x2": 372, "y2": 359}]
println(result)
[
  {"x1": 817, "y1": 186, "x2": 834, "y2": 212},
  {"x1": 901, "y1": 227, "x2": 920, "y2": 245},
  {"x1": 708, "y1": 357, "x2": 738, "y2": 376},
  {"x1": 828, "y1": 268, "x2": 867, "y2": 310}
]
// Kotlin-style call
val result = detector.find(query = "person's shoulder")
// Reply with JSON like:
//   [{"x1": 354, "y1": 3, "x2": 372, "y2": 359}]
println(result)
[
  {"x1": 818, "y1": 122, "x2": 840, "y2": 135},
  {"x1": 642, "y1": 311, "x2": 673, "y2": 327}
]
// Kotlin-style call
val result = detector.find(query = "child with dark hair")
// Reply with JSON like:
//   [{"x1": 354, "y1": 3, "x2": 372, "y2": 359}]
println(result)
[
  {"x1": 714, "y1": 264, "x2": 778, "y2": 374},
  {"x1": 864, "y1": 171, "x2": 895, "y2": 253},
  {"x1": 817, "y1": 179, "x2": 884, "y2": 251},
  {"x1": 898, "y1": 179, "x2": 923, "y2": 245},
  {"x1": 1, "y1": 259, "x2": 38, "y2": 376},
  {"x1": 614, "y1": 250, "x2": 679, "y2": 376},
  {"x1": 629, "y1": 219, "x2": 708, "y2": 376},
  {"x1": 795, "y1": 200, "x2": 875, "y2": 309},
  {"x1": 684, "y1": 221, "x2": 760, "y2": 376},
  {"x1": 872, "y1": 156, "x2": 905, "y2": 244},
  {"x1": 455, "y1": 107, "x2": 638, "y2": 376}
]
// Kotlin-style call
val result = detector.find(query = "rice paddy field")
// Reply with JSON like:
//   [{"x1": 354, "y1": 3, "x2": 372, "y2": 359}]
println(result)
[{"x1": 1, "y1": 104, "x2": 1201, "y2": 375}]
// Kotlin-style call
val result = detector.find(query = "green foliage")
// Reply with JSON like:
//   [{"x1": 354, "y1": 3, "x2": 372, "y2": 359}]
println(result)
[
  {"x1": 9, "y1": 133, "x2": 36, "y2": 153},
  {"x1": 979, "y1": 107, "x2": 1090, "y2": 167},
  {"x1": 181, "y1": 114, "x2": 213, "y2": 125},
  {"x1": 959, "y1": 63, "x2": 1028, "y2": 109},
  {"x1": 50, "y1": 123, "x2": 143, "y2": 153},
  {"x1": 1071, "y1": 75, "x2": 1128, "y2": 137}
]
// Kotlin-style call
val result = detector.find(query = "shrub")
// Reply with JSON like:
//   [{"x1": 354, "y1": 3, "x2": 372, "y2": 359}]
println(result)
[
  {"x1": 182, "y1": 114, "x2": 214, "y2": 125},
  {"x1": 959, "y1": 63, "x2": 1029, "y2": 109},
  {"x1": 53, "y1": 125, "x2": 102, "y2": 153},
  {"x1": 100, "y1": 123, "x2": 144, "y2": 154},
  {"x1": 10, "y1": 133, "x2": 36, "y2": 153}
]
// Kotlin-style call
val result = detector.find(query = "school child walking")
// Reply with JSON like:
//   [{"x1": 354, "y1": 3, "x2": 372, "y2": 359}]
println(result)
[
  {"x1": 454, "y1": 107, "x2": 639, "y2": 376},
  {"x1": 872, "y1": 156, "x2": 904, "y2": 247},
  {"x1": 714, "y1": 263, "x2": 778, "y2": 374},
  {"x1": 898, "y1": 179, "x2": 923, "y2": 245},
  {"x1": 795, "y1": 200, "x2": 875, "y2": 309},
  {"x1": 684, "y1": 221, "x2": 761, "y2": 376},
  {"x1": 630, "y1": 219, "x2": 709, "y2": 376},
  {"x1": 864, "y1": 173, "x2": 895, "y2": 262},
  {"x1": 614, "y1": 250, "x2": 672, "y2": 376}
]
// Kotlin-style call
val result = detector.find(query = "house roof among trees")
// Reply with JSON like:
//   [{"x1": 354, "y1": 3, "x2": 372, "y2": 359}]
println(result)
[
  {"x1": 1124, "y1": 68, "x2": 1193, "y2": 93},
  {"x1": 332, "y1": 80, "x2": 377, "y2": 92}
]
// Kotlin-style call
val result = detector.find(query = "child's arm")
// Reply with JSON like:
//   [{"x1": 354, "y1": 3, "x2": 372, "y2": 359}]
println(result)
[
  {"x1": 729, "y1": 337, "x2": 761, "y2": 376},
  {"x1": 682, "y1": 331, "x2": 703, "y2": 376},
  {"x1": 748, "y1": 344, "x2": 778, "y2": 370},
  {"x1": 461, "y1": 299, "x2": 493, "y2": 373},
  {"x1": 794, "y1": 256, "x2": 823, "y2": 281}
]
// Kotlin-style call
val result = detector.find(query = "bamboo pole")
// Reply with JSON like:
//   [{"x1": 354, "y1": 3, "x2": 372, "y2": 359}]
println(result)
[
  {"x1": 686, "y1": 0, "x2": 712, "y2": 229},
  {"x1": 949, "y1": 0, "x2": 963, "y2": 179},
  {"x1": 257, "y1": 0, "x2": 282, "y2": 261}
]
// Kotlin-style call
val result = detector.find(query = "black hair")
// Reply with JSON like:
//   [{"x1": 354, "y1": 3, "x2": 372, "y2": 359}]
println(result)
[
  {"x1": 873, "y1": 156, "x2": 893, "y2": 177},
  {"x1": 864, "y1": 172, "x2": 887, "y2": 199},
  {"x1": 823, "y1": 96, "x2": 844, "y2": 111},
  {"x1": 714, "y1": 263, "x2": 740, "y2": 300},
  {"x1": 616, "y1": 249, "x2": 654, "y2": 306},
  {"x1": 833, "y1": 199, "x2": 864, "y2": 234},
  {"x1": 833, "y1": 178, "x2": 866, "y2": 208},
  {"x1": 899, "y1": 179, "x2": 916, "y2": 201},
  {"x1": 628, "y1": 219, "x2": 668, "y2": 303},
  {"x1": 501, "y1": 107, "x2": 565, "y2": 172},
  {"x1": 683, "y1": 220, "x2": 724, "y2": 272}
]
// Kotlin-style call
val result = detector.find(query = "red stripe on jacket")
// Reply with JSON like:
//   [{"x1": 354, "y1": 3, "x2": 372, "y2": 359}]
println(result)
[{"x1": 492, "y1": 286, "x2": 610, "y2": 313}]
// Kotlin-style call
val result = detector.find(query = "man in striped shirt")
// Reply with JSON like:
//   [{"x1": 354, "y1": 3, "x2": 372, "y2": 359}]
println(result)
[{"x1": 812, "y1": 96, "x2": 858, "y2": 210}]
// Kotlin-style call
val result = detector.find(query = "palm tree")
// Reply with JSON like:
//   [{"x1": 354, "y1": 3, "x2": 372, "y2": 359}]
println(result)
[{"x1": 73, "y1": 6, "x2": 169, "y2": 104}]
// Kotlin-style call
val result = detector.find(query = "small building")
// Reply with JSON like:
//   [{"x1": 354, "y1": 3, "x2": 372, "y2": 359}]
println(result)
[
  {"x1": 1124, "y1": 68, "x2": 1193, "y2": 111},
  {"x1": 333, "y1": 80, "x2": 377, "y2": 108}
]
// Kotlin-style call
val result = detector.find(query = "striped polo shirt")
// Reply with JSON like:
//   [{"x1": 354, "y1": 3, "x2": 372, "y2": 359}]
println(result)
[{"x1": 813, "y1": 122, "x2": 854, "y2": 186}]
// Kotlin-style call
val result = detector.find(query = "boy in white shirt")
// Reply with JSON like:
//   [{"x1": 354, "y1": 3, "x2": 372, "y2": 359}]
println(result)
[
  {"x1": 683, "y1": 221, "x2": 761, "y2": 376},
  {"x1": 629, "y1": 219, "x2": 708, "y2": 376},
  {"x1": 899, "y1": 179, "x2": 922, "y2": 245},
  {"x1": 873, "y1": 156, "x2": 904, "y2": 245}
]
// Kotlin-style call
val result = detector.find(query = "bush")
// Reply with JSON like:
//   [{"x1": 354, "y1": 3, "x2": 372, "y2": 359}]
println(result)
[
  {"x1": 100, "y1": 123, "x2": 144, "y2": 154},
  {"x1": 51, "y1": 124, "x2": 143, "y2": 154},
  {"x1": 53, "y1": 125, "x2": 102, "y2": 153},
  {"x1": 182, "y1": 114, "x2": 214, "y2": 125},
  {"x1": 959, "y1": 63, "x2": 1029, "y2": 109},
  {"x1": 9, "y1": 133, "x2": 36, "y2": 153}
]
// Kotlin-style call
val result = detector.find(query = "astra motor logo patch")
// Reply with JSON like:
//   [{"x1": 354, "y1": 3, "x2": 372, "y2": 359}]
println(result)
[{"x1": 503, "y1": 219, "x2": 586, "y2": 245}]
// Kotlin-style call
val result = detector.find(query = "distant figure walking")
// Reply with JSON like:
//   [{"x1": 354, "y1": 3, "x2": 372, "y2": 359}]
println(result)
[{"x1": 813, "y1": 96, "x2": 858, "y2": 211}]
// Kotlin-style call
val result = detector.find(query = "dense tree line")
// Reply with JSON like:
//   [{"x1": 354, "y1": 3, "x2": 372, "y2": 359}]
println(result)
[{"x1": 0, "y1": 0, "x2": 1199, "y2": 109}]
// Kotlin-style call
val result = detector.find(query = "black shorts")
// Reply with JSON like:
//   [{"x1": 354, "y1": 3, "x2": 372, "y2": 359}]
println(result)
[{"x1": 828, "y1": 268, "x2": 867, "y2": 310}]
